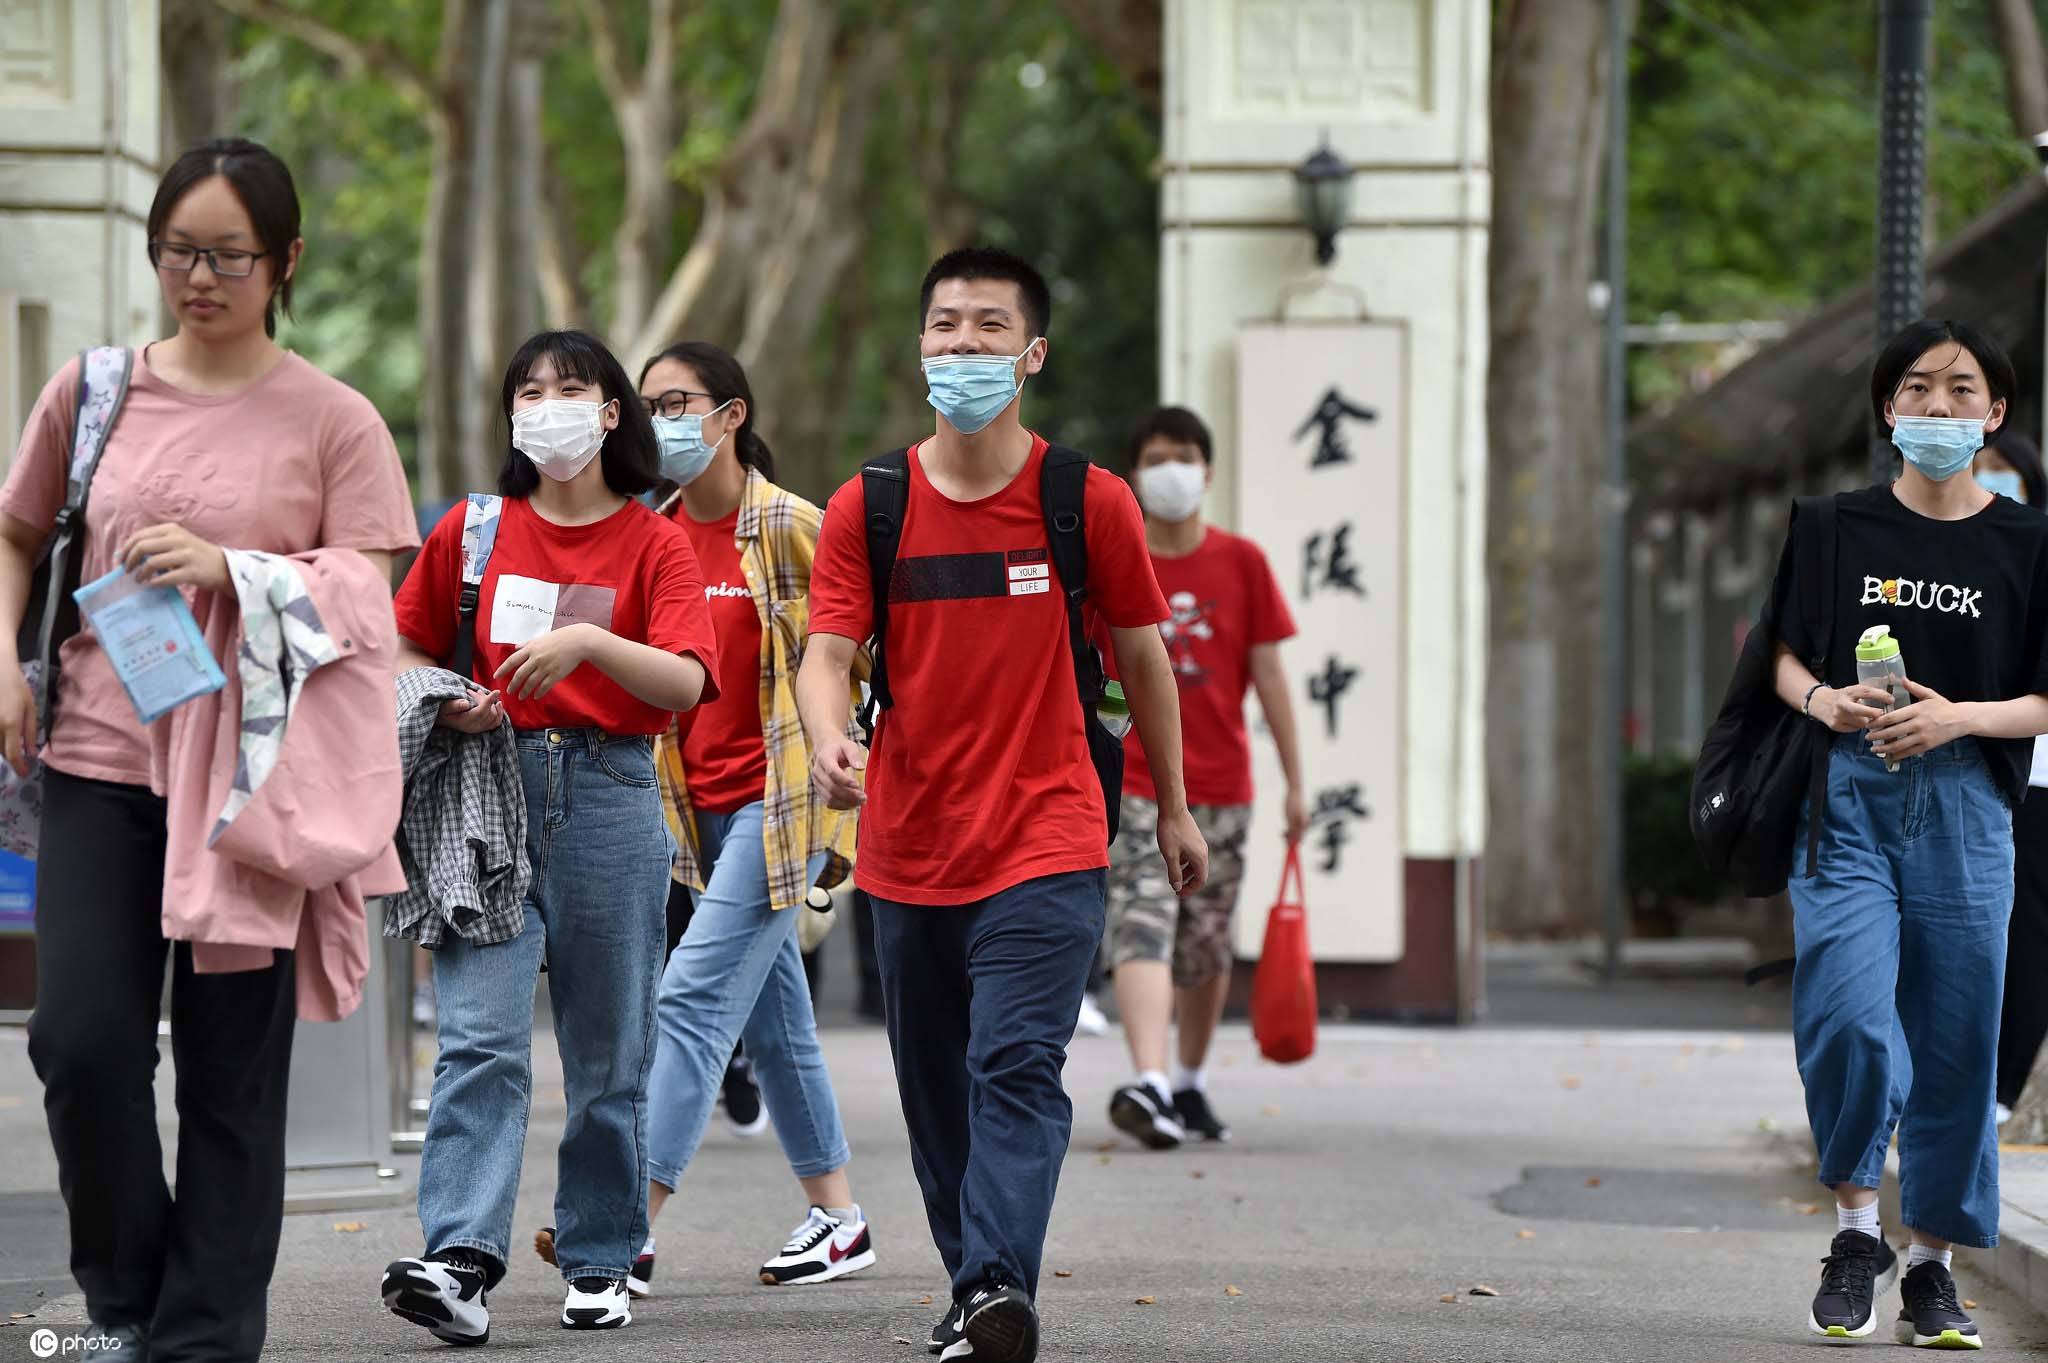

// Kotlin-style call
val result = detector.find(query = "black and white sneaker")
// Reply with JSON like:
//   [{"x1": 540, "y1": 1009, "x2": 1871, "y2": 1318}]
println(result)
[
  {"x1": 1808, "y1": 1231, "x2": 1898, "y2": 1341},
  {"x1": 627, "y1": 1236, "x2": 656, "y2": 1298},
  {"x1": 1109, "y1": 1081, "x2": 1185, "y2": 1150},
  {"x1": 724, "y1": 1054, "x2": 769, "y2": 1137},
  {"x1": 1173, "y1": 1088, "x2": 1232, "y2": 1142},
  {"x1": 959, "y1": 1283, "x2": 1038, "y2": 1363},
  {"x1": 759, "y1": 1205, "x2": 876, "y2": 1284},
  {"x1": 561, "y1": 1277, "x2": 631, "y2": 1330},
  {"x1": 928, "y1": 1298, "x2": 965, "y2": 1355},
  {"x1": 383, "y1": 1252, "x2": 493, "y2": 1346},
  {"x1": 1894, "y1": 1260, "x2": 1984, "y2": 1349}
]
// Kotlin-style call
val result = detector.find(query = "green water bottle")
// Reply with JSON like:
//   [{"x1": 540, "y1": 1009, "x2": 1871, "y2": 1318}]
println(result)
[
  {"x1": 1097, "y1": 679, "x2": 1133, "y2": 740},
  {"x1": 1854, "y1": 624, "x2": 1909, "y2": 773}
]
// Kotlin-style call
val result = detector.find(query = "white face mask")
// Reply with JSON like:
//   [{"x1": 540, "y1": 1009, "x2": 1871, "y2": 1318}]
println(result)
[
  {"x1": 512, "y1": 398, "x2": 610, "y2": 482},
  {"x1": 1135, "y1": 461, "x2": 1207, "y2": 523}
]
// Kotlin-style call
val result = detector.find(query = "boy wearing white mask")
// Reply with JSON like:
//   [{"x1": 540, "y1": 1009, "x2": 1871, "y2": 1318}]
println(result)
[
  {"x1": 383, "y1": 330, "x2": 719, "y2": 1341},
  {"x1": 1104, "y1": 406, "x2": 1307, "y2": 1150},
  {"x1": 799, "y1": 248, "x2": 1207, "y2": 1363}
]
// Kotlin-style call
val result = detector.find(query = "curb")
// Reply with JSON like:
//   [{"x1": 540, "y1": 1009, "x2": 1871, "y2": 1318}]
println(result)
[{"x1": 1965, "y1": 1187, "x2": 2048, "y2": 1318}]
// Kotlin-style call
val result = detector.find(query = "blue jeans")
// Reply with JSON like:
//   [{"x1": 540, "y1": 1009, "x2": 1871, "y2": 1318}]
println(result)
[
  {"x1": 645, "y1": 801, "x2": 846, "y2": 1189},
  {"x1": 870, "y1": 870, "x2": 1107, "y2": 1300},
  {"x1": 417, "y1": 730, "x2": 670, "y2": 1282},
  {"x1": 1790, "y1": 734, "x2": 2012, "y2": 1247}
]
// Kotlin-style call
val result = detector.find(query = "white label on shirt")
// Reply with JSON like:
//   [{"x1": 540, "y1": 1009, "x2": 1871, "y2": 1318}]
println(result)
[
  {"x1": 1007, "y1": 563, "x2": 1050, "y2": 582},
  {"x1": 491, "y1": 574, "x2": 562, "y2": 645},
  {"x1": 1008, "y1": 577, "x2": 1051, "y2": 597}
]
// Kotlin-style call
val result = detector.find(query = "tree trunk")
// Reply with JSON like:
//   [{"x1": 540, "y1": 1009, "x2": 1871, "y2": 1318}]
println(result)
[
  {"x1": 162, "y1": 0, "x2": 230, "y2": 156},
  {"x1": 1991, "y1": 0, "x2": 2048, "y2": 142},
  {"x1": 1485, "y1": 0, "x2": 1619, "y2": 937},
  {"x1": 460, "y1": 0, "x2": 512, "y2": 468}
]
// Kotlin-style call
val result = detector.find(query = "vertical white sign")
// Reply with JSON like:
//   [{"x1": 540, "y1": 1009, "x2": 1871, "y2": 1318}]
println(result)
[{"x1": 1234, "y1": 323, "x2": 1406, "y2": 963}]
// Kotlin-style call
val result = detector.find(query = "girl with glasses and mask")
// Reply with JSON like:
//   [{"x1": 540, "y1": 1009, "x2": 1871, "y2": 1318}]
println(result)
[
  {"x1": 3, "y1": 138, "x2": 419, "y2": 1361},
  {"x1": 559, "y1": 340, "x2": 877, "y2": 1297},
  {"x1": 1764, "y1": 320, "x2": 2048, "y2": 1350},
  {"x1": 383, "y1": 329, "x2": 719, "y2": 1342}
]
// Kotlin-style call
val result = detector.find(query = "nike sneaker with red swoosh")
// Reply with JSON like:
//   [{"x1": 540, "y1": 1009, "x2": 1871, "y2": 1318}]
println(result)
[{"x1": 759, "y1": 1205, "x2": 876, "y2": 1285}]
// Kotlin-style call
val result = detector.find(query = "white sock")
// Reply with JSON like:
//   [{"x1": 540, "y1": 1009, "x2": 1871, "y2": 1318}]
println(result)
[
  {"x1": 825, "y1": 1204, "x2": 860, "y2": 1226},
  {"x1": 1906, "y1": 1244, "x2": 1953, "y2": 1271},
  {"x1": 1137, "y1": 1069, "x2": 1171, "y2": 1099},
  {"x1": 640, "y1": 1235, "x2": 655, "y2": 1255},
  {"x1": 1837, "y1": 1201, "x2": 1881, "y2": 1240},
  {"x1": 1172, "y1": 1065, "x2": 1206, "y2": 1094}
]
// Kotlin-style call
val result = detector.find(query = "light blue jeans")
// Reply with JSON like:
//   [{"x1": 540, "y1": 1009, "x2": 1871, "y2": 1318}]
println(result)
[
  {"x1": 1790, "y1": 733, "x2": 2013, "y2": 1247},
  {"x1": 645, "y1": 800, "x2": 849, "y2": 1190},
  {"x1": 417, "y1": 730, "x2": 670, "y2": 1282}
]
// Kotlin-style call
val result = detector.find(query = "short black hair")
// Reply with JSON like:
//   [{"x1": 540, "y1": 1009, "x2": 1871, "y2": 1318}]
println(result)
[
  {"x1": 1870, "y1": 318, "x2": 2016, "y2": 431},
  {"x1": 1991, "y1": 430, "x2": 2048, "y2": 510},
  {"x1": 497, "y1": 330, "x2": 661, "y2": 499},
  {"x1": 919, "y1": 246, "x2": 1052, "y2": 338},
  {"x1": 1128, "y1": 405, "x2": 1214, "y2": 467},
  {"x1": 148, "y1": 138, "x2": 301, "y2": 338},
  {"x1": 639, "y1": 340, "x2": 774, "y2": 483}
]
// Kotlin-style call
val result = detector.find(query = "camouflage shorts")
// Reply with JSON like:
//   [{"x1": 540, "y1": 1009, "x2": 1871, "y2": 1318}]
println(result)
[{"x1": 1106, "y1": 796, "x2": 1252, "y2": 988}]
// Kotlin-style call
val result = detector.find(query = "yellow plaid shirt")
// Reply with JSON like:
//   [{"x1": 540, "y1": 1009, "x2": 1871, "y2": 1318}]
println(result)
[{"x1": 656, "y1": 469, "x2": 861, "y2": 911}]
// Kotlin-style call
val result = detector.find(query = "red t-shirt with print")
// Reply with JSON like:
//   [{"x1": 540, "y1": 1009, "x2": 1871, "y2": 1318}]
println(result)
[
  {"x1": 673, "y1": 507, "x2": 768, "y2": 812},
  {"x1": 808, "y1": 435, "x2": 1169, "y2": 905},
  {"x1": 1103, "y1": 527, "x2": 1296, "y2": 807},
  {"x1": 396, "y1": 496, "x2": 719, "y2": 735}
]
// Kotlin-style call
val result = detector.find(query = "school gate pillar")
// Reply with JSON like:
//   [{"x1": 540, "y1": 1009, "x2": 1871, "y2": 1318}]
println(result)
[{"x1": 1160, "y1": 0, "x2": 1490, "y2": 1020}]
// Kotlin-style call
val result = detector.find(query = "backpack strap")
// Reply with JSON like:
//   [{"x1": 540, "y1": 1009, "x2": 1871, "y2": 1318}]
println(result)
[
  {"x1": 857, "y1": 450, "x2": 911, "y2": 737},
  {"x1": 22, "y1": 346, "x2": 134, "y2": 735},
  {"x1": 1791, "y1": 492, "x2": 1840, "y2": 879},
  {"x1": 1040, "y1": 444, "x2": 1102, "y2": 715},
  {"x1": 450, "y1": 493, "x2": 502, "y2": 682}
]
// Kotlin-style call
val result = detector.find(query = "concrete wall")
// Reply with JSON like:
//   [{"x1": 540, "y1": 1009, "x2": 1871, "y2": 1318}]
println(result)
[
  {"x1": 0, "y1": 0, "x2": 160, "y2": 451},
  {"x1": 1160, "y1": 0, "x2": 1489, "y2": 1017}
]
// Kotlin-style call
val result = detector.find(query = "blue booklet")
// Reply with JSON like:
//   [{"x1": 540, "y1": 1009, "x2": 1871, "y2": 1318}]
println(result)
[{"x1": 73, "y1": 567, "x2": 228, "y2": 724}]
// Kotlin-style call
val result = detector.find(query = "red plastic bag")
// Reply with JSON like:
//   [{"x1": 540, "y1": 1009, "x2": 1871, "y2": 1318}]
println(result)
[{"x1": 1250, "y1": 844, "x2": 1317, "y2": 1064}]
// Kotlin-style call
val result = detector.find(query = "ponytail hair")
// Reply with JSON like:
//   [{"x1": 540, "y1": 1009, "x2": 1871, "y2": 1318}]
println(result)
[{"x1": 638, "y1": 340, "x2": 775, "y2": 482}]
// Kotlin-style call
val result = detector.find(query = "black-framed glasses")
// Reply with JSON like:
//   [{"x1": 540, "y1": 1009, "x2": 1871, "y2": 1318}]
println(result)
[
  {"x1": 149, "y1": 241, "x2": 269, "y2": 277},
  {"x1": 641, "y1": 388, "x2": 717, "y2": 420}
]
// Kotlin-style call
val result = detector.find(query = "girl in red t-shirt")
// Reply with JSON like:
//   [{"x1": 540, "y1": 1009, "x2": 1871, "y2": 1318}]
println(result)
[
  {"x1": 384, "y1": 330, "x2": 717, "y2": 1341},
  {"x1": 615, "y1": 340, "x2": 875, "y2": 1290}
]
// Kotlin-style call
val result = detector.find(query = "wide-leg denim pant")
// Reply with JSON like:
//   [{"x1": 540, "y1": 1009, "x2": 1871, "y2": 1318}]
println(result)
[
  {"x1": 1790, "y1": 733, "x2": 2012, "y2": 1247},
  {"x1": 417, "y1": 729, "x2": 670, "y2": 1282}
]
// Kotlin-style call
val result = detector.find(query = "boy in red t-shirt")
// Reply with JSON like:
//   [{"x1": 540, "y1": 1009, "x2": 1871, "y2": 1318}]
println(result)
[
  {"x1": 797, "y1": 248, "x2": 1208, "y2": 1363},
  {"x1": 1100, "y1": 407, "x2": 1306, "y2": 1152}
]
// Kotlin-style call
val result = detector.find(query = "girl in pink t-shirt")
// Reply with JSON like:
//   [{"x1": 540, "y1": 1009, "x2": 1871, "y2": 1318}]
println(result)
[{"x1": 0, "y1": 140, "x2": 417, "y2": 1359}]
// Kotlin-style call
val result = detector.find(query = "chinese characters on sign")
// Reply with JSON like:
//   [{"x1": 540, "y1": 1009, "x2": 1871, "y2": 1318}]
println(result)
[{"x1": 1237, "y1": 323, "x2": 1405, "y2": 963}]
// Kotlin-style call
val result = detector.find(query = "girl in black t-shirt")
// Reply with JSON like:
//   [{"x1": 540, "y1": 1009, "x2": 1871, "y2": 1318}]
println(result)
[{"x1": 1768, "y1": 320, "x2": 2048, "y2": 1349}]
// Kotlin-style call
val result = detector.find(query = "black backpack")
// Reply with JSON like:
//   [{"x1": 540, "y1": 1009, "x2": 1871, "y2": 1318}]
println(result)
[
  {"x1": 1689, "y1": 493, "x2": 1838, "y2": 897},
  {"x1": 859, "y1": 444, "x2": 1125, "y2": 843}
]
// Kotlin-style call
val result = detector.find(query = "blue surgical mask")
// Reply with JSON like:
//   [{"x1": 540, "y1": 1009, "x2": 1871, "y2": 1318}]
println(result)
[
  {"x1": 922, "y1": 339, "x2": 1040, "y2": 435},
  {"x1": 652, "y1": 399, "x2": 733, "y2": 486},
  {"x1": 1891, "y1": 415, "x2": 1986, "y2": 482},
  {"x1": 1977, "y1": 469, "x2": 2024, "y2": 502}
]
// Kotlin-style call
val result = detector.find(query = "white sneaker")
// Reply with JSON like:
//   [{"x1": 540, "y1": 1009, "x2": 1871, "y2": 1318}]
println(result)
[
  {"x1": 1074, "y1": 993, "x2": 1109, "y2": 1037},
  {"x1": 1997, "y1": 1103, "x2": 2013, "y2": 1127},
  {"x1": 759, "y1": 1205, "x2": 877, "y2": 1285},
  {"x1": 382, "y1": 1254, "x2": 491, "y2": 1346},
  {"x1": 561, "y1": 1278, "x2": 631, "y2": 1330}
]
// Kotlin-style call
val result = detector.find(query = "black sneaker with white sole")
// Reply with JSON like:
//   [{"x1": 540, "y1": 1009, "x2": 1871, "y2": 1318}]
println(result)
[
  {"x1": 1109, "y1": 1082, "x2": 1184, "y2": 1150},
  {"x1": 724, "y1": 1053, "x2": 769, "y2": 1137},
  {"x1": 383, "y1": 1251, "x2": 494, "y2": 1346},
  {"x1": 1894, "y1": 1261, "x2": 1983, "y2": 1349},
  {"x1": 561, "y1": 1277, "x2": 631, "y2": 1330},
  {"x1": 928, "y1": 1299, "x2": 965, "y2": 1355},
  {"x1": 1808, "y1": 1230, "x2": 1898, "y2": 1341},
  {"x1": 628, "y1": 1236, "x2": 656, "y2": 1298},
  {"x1": 1173, "y1": 1088, "x2": 1231, "y2": 1142},
  {"x1": 960, "y1": 1283, "x2": 1038, "y2": 1363}
]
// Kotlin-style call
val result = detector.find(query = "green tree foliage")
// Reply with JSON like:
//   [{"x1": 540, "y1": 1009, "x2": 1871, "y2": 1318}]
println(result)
[{"x1": 1626, "y1": 0, "x2": 2037, "y2": 413}]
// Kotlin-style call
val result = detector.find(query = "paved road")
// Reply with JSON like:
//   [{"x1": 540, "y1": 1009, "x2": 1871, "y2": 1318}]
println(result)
[{"x1": 3, "y1": 1014, "x2": 2043, "y2": 1362}]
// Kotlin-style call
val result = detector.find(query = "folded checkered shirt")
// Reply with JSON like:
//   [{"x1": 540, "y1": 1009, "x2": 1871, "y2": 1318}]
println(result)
[{"x1": 387, "y1": 666, "x2": 532, "y2": 947}]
